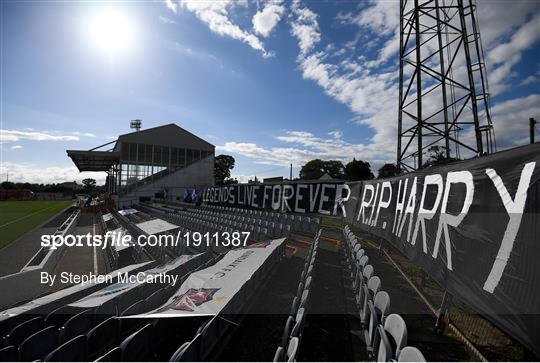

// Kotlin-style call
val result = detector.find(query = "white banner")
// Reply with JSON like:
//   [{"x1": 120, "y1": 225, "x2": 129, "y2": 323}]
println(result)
[
  {"x1": 70, "y1": 254, "x2": 202, "y2": 308},
  {"x1": 146, "y1": 238, "x2": 286, "y2": 317}
]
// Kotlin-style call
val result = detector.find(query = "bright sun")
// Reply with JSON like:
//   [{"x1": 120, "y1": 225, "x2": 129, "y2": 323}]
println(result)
[{"x1": 87, "y1": 9, "x2": 135, "y2": 59}]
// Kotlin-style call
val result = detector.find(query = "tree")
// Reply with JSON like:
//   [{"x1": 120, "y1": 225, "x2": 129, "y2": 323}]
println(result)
[
  {"x1": 1, "y1": 181, "x2": 15, "y2": 189},
  {"x1": 344, "y1": 158, "x2": 374, "y2": 181},
  {"x1": 423, "y1": 145, "x2": 459, "y2": 168},
  {"x1": 299, "y1": 159, "x2": 345, "y2": 180},
  {"x1": 378, "y1": 163, "x2": 399, "y2": 178},
  {"x1": 82, "y1": 178, "x2": 96, "y2": 192},
  {"x1": 214, "y1": 155, "x2": 235, "y2": 185}
]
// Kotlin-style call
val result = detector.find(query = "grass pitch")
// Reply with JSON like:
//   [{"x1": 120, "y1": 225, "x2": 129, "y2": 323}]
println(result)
[{"x1": 0, "y1": 200, "x2": 74, "y2": 250}]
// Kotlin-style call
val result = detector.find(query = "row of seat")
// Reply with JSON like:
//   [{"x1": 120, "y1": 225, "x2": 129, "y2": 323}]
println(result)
[
  {"x1": 342, "y1": 225, "x2": 426, "y2": 362},
  {"x1": 274, "y1": 229, "x2": 322, "y2": 362},
  {"x1": 0, "y1": 254, "x2": 217, "y2": 362},
  {"x1": 142, "y1": 204, "x2": 290, "y2": 242},
  {"x1": 194, "y1": 205, "x2": 321, "y2": 235}
]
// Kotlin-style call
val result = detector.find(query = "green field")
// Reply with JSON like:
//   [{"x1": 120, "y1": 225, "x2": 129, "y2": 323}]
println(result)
[{"x1": 0, "y1": 200, "x2": 74, "y2": 250}]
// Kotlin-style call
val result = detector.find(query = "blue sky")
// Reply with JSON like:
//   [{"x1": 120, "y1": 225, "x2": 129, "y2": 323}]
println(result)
[{"x1": 1, "y1": 0, "x2": 539, "y2": 184}]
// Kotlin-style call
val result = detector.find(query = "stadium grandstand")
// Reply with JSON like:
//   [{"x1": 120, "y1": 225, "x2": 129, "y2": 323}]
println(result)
[{"x1": 67, "y1": 123, "x2": 215, "y2": 209}]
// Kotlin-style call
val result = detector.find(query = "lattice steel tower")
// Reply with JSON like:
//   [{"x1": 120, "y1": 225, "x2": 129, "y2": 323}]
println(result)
[{"x1": 397, "y1": 0, "x2": 495, "y2": 171}]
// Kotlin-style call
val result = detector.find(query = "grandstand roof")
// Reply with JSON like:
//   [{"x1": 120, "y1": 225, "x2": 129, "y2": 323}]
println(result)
[
  {"x1": 66, "y1": 150, "x2": 120, "y2": 172},
  {"x1": 113, "y1": 123, "x2": 215, "y2": 151}
]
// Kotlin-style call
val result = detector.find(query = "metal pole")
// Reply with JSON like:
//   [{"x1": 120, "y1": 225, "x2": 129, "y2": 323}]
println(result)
[
  {"x1": 290, "y1": 163, "x2": 293, "y2": 180},
  {"x1": 435, "y1": 0, "x2": 451, "y2": 159},
  {"x1": 435, "y1": 290, "x2": 454, "y2": 334},
  {"x1": 458, "y1": 0, "x2": 483, "y2": 155},
  {"x1": 397, "y1": 0, "x2": 405, "y2": 171},
  {"x1": 530, "y1": 118, "x2": 536, "y2": 144},
  {"x1": 414, "y1": 0, "x2": 423, "y2": 168}
]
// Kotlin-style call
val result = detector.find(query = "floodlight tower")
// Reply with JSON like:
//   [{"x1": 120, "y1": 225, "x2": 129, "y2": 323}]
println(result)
[
  {"x1": 130, "y1": 119, "x2": 142, "y2": 132},
  {"x1": 397, "y1": 0, "x2": 495, "y2": 171}
]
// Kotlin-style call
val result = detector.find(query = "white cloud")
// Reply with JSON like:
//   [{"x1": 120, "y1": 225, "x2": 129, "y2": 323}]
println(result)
[
  {"x1": 159, "y1": 15, "x2": 177, "y2": 24},
  {"x1": 290, "y1": 1, "x2": 320, "y2": 55},
  {"x1": 72, "y1": 131, "x2": 96, "y2": 137},
  {"x1": 178, "y1": 0, "x2": 271, "y2": 58},
  {"x1": 218, "y1": 130, "x2": 387, "y2": 170},
  {"x1": 486, "y1": 11, "x2": 540, "y2": 94},
  {"x1": 520, "y1": 75, "x2": 538, "y2": 86},
  {"x1": 164, "y1": 0, "x2": 178, "y2": 14},
  {"x1": 0, "y1": 129, "x2": 79, "y2": 142},
  {"x1": 252, "y1": 1, "x2": 285, "y2": 37},
  {"x1": 328, "y1": 130, "x2": 343, "y2": 139},
  {"x1": 10, "y1": 145, "x2": 23, "y2": 150},
  {"x1": 0, "y1": 162, "x2": 106, "y2": 184}
]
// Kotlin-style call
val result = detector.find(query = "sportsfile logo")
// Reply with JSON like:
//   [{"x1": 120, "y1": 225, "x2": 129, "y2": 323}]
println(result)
[{"x1": 40, "y1": 230, "x2": 250, "y2": 250}]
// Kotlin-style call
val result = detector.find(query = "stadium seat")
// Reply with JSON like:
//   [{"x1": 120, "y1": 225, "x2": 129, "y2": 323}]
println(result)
[
  {"x1": 86, "y1": 317, "x2": 119, "y2": 360},
  {"x1": 375, "y1": 291, "x2": 390, "y2": 321},
  {"x1": 286, "y1": 337, "x2": 299, "y2": 362},
  {"x1": 398, "y1": 346, "x2": 426, "y2": 362},
  {"x1": 169, "y1": 334, "x2": 202, "y2": 362},
  {"x1": 360, "y1": 276, "x2": 381, "y2": 325},
  {"x1": 199, "y1": 317, "x2": 224, "y2": 360},
  {"x1": 44, "y1": 334, "x2": 86, "y2": 362},
  {"x1": 60, "y1": 308, "x2": 94, "y2": 342},
  {"x1": 120, "y1": 300, "x2": 146, "y2": 336},
  {"x1": 6, "y1": 316, "x2": 44, "y2": 347},
  {"x1": 45, "y1": 305, "x2": 84, "y2": 328},
  {"x1": 299, "y1": 289, "x2": 310, "y2": 310},
  {"x1": 281, "y1": 316, "x2": 295, "y2": 350},
  {"x1": 290, "y1": 308, "x2": 306, "y2": 341},
  {"x1": 117, "y1": 287, "x2": 141, "y2": 313},
  {"x1": 94, "y1": 299, "x2": 118, "y2": 323},
  {"x1": 383, "y1": 313, "x2": 408, "y2": 358},
  {"x1": 0, "y1": 345, "x2": 16, "y2": 362},
  {"x1": 273, "y1": 346, "x2": 284, "y2": 362},
  {"x1": 377, "y1": 325, "x2": 393, "y2": 362},
  {"x1": 304, "y1": 276, "x2": 312, "y2": 291},
  {"x1": 18, "y1": 326, "x2": 58, "y2": 361},
  {"x1": 95, "y1": 346, "x2": 121, "y2": 362},
  {"x1": 120, "y1": 323, "x2": 153, "y2": 361}
]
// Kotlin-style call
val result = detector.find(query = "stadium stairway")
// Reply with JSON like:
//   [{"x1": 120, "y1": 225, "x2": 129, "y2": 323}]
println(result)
[{"x1": 44, "y1": 213, "x2": 104, "y2": 293}]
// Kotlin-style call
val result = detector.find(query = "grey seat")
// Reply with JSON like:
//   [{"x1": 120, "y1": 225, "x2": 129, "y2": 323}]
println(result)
[
  {"x1": 299, "y1": 289, "x2": 310, "y2": 310},
  {"x1": 45, "y1": 305, "x2": 83, "y2": 328},
  {"x1": 398, "y1": 346, "x2": 426, "y2": 362},
  {"x1": 281, "y1": 316, "x2": 295, "y2": 350},
  {"x1": 0, "y1": 345, "x2": 16, "y2": 362},
  {"x1": 360, "y1": 276, "x2": 381, "y2": 324},
  {"x1": 44, "y1": 334, "x2": 86, "y2": 362},
  {"x1": 120, "y1": 323, "x2": 154, "y2": 361},
  {"x1": 377, "y1": 324, "x2": 393, "y2": 362},
  {"x1": 120, "y1": 300, "x2": 146, "y2": 335},
  {"x1": 384, "y1": 313, "x2": 408, "y2": 358},
  {"x1": 374, "y1": 291, "x2": 390, "y2": 322},
  {"x1": 169, "y1": 334, "x2": 201, "y2": 362},
  {"x1": 18, "y1": 326, "x2": 58, "y2": 361},
  {"x1": 86, "y1": 317, "x2": 119, "y2": 360},
  {"x1": 6, "y1": 316, "x2": 44, "y2": 347},
  {"x1": 95, "y1": 346, "x2": 121, "y2": 362},
  {"x1": 286, "y1": 337, "x2": 299, "y2": 362},
  {"x1": 60, "y1": 308, "x2": 94, "y2": 342},
  {"x1": 273, "y1": 346, "x2": 284, "y2": 362}
]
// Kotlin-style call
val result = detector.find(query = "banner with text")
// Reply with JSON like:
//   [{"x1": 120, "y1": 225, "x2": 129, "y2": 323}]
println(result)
[
  {"x1": 344, "y1": 143, "x2": 540, "y2": 355},
  {"x1": 202, "y1": 182, "x2": 349, "y2": 216}
]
